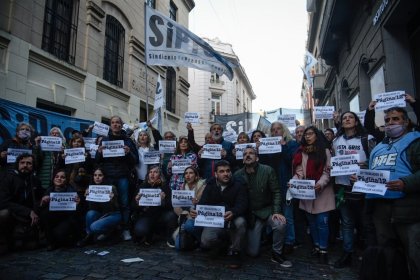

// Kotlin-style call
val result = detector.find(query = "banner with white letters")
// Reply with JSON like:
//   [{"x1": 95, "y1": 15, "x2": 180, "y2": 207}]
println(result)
[{"x1": 145, "y1": 5, "x2": 234, "y2": 80}]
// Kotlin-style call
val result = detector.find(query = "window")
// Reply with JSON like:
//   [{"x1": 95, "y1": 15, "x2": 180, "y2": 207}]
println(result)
[
  {"x1": 169, "y1": 1, "x2": 177, "y2": 21},
  {"x1": 211, "y1": 94, "x2": 221, "y2": 115},
  {"x1": 103, "y1": 15, "x2": 125, "y2": 87},
  {"x1": 42, "y1": 0, "x2": 79, "y2": 64},
  {"x1": 370, "y1": 65, "x2": 386, "y2": 126},
  {"x1": 146, "y1": 0, "x2": 156, "y2": 8},
  {"x1": 166, "y1": 67, "x2": 176, "y2": 113},
  {"x1": 36, "y1": 99, "x2": 73, "y2": 116}
]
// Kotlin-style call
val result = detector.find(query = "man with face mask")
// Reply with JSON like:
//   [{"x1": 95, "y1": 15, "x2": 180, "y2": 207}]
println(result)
[
  {"x1": 366, "y1": 107, "x2": 420, "y2": 279},
  {"x1": 0, "y1": 153, "x2": 44, "y2": 252},
  {"x1": 0, "y1": 122, "x2": 42, "y2": 173}
]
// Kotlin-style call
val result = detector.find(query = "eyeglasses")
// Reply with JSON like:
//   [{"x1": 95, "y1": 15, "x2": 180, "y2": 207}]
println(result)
[{"x1": 304, "y1": 132, "x2": 315, "y2": 137}]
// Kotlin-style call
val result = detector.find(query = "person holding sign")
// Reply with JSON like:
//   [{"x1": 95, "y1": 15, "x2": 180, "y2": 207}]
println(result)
[
  {"x1": 77, "y1": 168, "x2": 121, "y2": 247},
  {"x1": 0, "y1": 153, "x2": 44, "y2": 251},
  {"x1": 39, "y1": 170, "x2": 80, "y2": 251},
  {"x1": 231, "y1": 132, "x2": 251, "y2": 173},
  {"x1": 186, "y1": 122, "x2": 213, "y2": 154},
  {"x1": 198, "y1": 123, "x2": 234, "y2": 180},
  {"x1": 167, "y1": 136, "x2": 198, "y2": 191},
  {"x1": 190, "y1": 160, "x2": 247, "y2": 269},
  {"x1": 365, "y1": 107, "x2": 420, "y2": 279},
  {"x1": 0, "y1": 122, "x2": 42, "y2": 173},
  {"x1": 96, "y1": 116, "x2": 139, "y2": 241},
  {"x1": 134, "y1": 131, "x2": 156, "y2": 185},
  {"x1": 332, "y1": 111, "x2": 375, "y2": 269},
  {"x1": 234, "y1": 146, "x2": 292, "y2": 268},
  {"x1": 36, "y1": 127, "x2": 66, "y2": 189},
  {"x1": 265, "y1": 122, "x2": 300, "y2": 253},
  {"x1": 132, "y1": 166, "x2": 178, "y2": 247},
  {"x1": 292, "y1": 126, "x2": 334, "y2": 264}
]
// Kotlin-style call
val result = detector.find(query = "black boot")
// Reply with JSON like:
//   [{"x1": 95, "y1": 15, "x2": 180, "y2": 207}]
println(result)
[
  {"x1": 319, "y1": 250, "x2": 328, "y2": 265},
  {"x1": 77, "y1": 234, "x2": 93, "y2": 247},
  {"x1": 334, "y1": 252, "x2": 352, "y2": 268}
]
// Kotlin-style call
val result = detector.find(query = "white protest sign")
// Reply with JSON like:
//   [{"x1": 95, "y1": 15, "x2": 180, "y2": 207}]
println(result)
[
  {"x1": 201, "y1": 144, "x2": 222, "y2": 159},
  {"x1": 88, "y1": 144, "x2": 99, "y2": 157},
  {"x1": 159, "y1": 141, "x2": 176, "y2": 154},
  {"x1": 184, "y1": 112, "x2": 200, "y2": 124},
  {"x1": 83, "y1": 137, "x2": 96, "y2": 147},
  {"x1": 92, "y1": 121, "x2": 110, "y2": 136},
  {"x1": 278, "y1": 114, "x2": 296, "y2": 128},
  {"x1": 314, "y1": 106, "x2": 335, "y2": 119},
  {"x1": 352, "y1": 169, "x2": 390, "y2": 196},
  {"x1": 194, "y1": 205, "x2": 225, "y2": 228},
  {"x1": 259, "y1": 137, "x2": 282, "y2": 154},
  {"x1": 139, "y1": 188, "x2": 162, "y2": 206},
  {"x1": 102, "y1": 140, "x2": 125, "y2": 158},
  {"x1": 171, "y1": 190, "x2": 195, "y2": 207},
  {"x1": 289, "y1": 179, "x2": 316, "y2": 200},
  {"x1": 64, "y1": 148, "x2": 86, "y2": 164},
  {"x1": 7, "y1": 148, "x2": 32, "y2": 163},
  {"x1": 171, "y1": 158, "x2": 192, "y2": 174},
  {"x1": 330, "y1": 154, "x2": 360, "y2": 176},
  {"x1": 86, "y1": 185, "x2": 112, "y2": 202},
  {"x1": 154, "y1": 75, "x2": 164, "y2": 109},
  {"x1": 235, "y1": 143, "x2": 257, "y2": 160},
  {"x1": 356, "y1": 111, "x2": 366, "y2": 125},
  {"x1": 40, "y1": 136, "x2": 62, "y2": 152},
  {"x1": 374, "y1": 91, "x2": 406, "y2": 111},
  {"x1": 143, "y1": 151, "x2": 161, "y2": 164},
  {"x1": 49, "y1": 192, "x2": 77, "y2": 211}
]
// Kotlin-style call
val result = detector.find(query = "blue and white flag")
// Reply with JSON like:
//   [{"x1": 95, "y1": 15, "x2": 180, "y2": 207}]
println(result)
[
  {"x1": 145, "y1": 5, "x2": 234, "y2": 80},
  {"x1": 302, "y1": 51, "x2": 318, "y2": 87}
]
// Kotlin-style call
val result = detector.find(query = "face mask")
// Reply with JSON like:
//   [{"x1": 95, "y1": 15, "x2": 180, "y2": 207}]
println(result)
[
  {"x1": 17, "y1": 130, "x2": 31, "y2": 140},
  {"x1": 385, "y1": 124, "x2": 405, "y2": 138}
]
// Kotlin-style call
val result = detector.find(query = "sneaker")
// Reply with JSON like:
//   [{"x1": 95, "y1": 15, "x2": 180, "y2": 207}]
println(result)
[
  {"x1": 227, "y1": 250, "x2": 242, "y2": 269},
  {"x1": 310, "y1": 246, "x2": 320, "y2": 257},
  {"x1": 167, "y1": 240, "x2": 175, "y2": 248},
  {"x1": 334, "y1": 252, "x2": 352, "y2": 268},
  {"x1": 271, "y1": 252, "x2": 293, "y2": 268},
  {"x1": 122, "y1": 230, "x2": 132, "y2": 241}
]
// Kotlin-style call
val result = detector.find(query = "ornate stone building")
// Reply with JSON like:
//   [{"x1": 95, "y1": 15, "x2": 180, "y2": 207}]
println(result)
[{"x1": 0, "y1": 0, "x2": 194, "y2": 134}]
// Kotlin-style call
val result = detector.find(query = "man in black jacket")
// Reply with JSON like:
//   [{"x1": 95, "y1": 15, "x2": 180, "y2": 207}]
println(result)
[
  {"x1": 0, "y1": 153, "x2": 44, "y2": 251},
  {"x1": 191, "y1": 160, "x2": 247, "y2": 268}
]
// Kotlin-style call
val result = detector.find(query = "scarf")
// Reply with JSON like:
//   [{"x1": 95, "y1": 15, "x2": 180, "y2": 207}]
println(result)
[{"x1": 293, "y1": 145, "x2": 324, "y2": 181}]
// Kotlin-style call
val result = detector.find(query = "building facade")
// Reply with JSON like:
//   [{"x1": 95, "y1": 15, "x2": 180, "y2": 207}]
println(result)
[
  {"x1": 0, "y1": 0, "x2": 194, "y2": 135},
  {"x1": 188, "y1": 38, "x2": 256, "y2": 143},
  {"x1": 305, "y1": 0, "x2": 420, "y2": 128}
]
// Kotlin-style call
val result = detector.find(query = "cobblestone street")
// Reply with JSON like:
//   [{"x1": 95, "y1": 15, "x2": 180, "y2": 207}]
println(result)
[{"x1": 0, "y1": 239, "x2": 358, "y2": 280}]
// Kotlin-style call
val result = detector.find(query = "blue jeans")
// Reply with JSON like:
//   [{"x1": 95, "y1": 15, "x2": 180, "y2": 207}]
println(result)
[
  {"x1": 109, "y1": 177, "x2": 129, "y2": 228},
  {"x1": 184, "y1": 218, "x2": 202, "y2": 241},
  {"x1": 306, "y1": 212, "x2": 329, "y2": 250},
  {"x1": 338, "y1": 199, "x2": 363, "y2": 253},
  {"x1": 284, "y1": 201, "x2": 295, "y2": 245},
  {"x1": 134, "y1": 211, "x2": 178, "y2": 241},
  {"x1": 86, "y1": 210, "x2": 122, "y2": 235}
]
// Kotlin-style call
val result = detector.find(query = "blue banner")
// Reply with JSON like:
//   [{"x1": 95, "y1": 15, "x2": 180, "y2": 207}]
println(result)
[{"x1": 0, "y1": 98, "x2": 93, "y2": 144}]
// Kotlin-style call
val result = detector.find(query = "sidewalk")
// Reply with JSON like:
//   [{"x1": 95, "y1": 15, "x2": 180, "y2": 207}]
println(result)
[{"x1": 0, "y1": 238, "x2": 359, "y2": 280}]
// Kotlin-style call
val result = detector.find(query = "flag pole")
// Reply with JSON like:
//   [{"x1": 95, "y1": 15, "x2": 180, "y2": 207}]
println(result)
[{"x1": 144, "y1": 2, "x2": 149, "y2": 119}]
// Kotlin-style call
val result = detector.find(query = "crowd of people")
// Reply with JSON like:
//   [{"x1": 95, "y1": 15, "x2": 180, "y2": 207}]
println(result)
[{"x1": 0, "y1": 98, "x2": 419, "y2": 278}]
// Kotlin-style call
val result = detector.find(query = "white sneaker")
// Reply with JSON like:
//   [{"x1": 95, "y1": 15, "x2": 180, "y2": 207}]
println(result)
[{"x1": 122, "y1": 230, "x2": 132, "y2": 241}]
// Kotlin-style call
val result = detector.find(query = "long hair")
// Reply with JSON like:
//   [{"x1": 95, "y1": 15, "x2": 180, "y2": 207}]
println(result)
[
  {"x1": 69, "y1": 135, "x2": 85, "y2": 148},
  {"x1": 336, "y1": 111, "x2": 367, "y2": 138},
  {"x1": 250, "y1": 130, "x2": 266, "y2": 143},
  {"x1": 49, "y1": 127, "x2": 66, "y2": 141},
  {"x1": 136, "y1": 130, "x2": 151, "y2": 148},
  {"x1": 183, "y1": 165, "x2": 200, "y2": 184},
  {"x1": 270, "y1": 121, "x2": 293, "y2": 142},
  {"x1": 175, "y1": 136, "x2": 192, "y2": 154},
  {"x1": 300, "y1": 126, "x2": 328, "y2": 166},
  {"x1": 90, "y1": 167, "x2": 108, "y2": 185},
  {"x1": 146, "y1": 165, "x2": 166, "y2": 185}
]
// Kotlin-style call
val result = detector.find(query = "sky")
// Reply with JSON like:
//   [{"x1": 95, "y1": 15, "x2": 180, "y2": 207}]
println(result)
[{"x1": 189, "y1": 0, "x2": 308, "y2": 113}]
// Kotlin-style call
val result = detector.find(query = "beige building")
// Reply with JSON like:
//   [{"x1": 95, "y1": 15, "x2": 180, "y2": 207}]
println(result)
[
  {"x1": 0, "y1": 0, "x2": 194, "y2": 134},
  {"x1": 188, "y1": 38, "x2": 255, "y2": 143}
]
